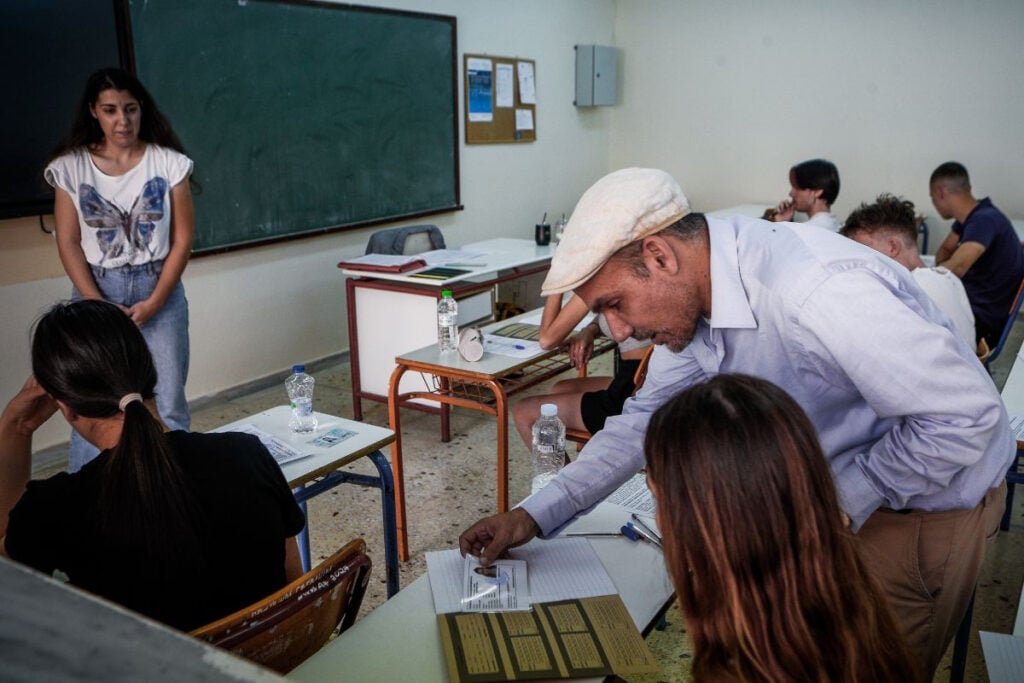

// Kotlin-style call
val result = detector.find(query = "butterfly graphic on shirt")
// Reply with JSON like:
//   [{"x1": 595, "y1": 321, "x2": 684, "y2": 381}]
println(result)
[{"x1": 78, "y1": 176, "x2": 168, "y2": 265}]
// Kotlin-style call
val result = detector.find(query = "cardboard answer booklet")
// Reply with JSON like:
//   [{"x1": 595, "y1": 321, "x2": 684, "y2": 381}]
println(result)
[{"x1": 437, "y1": 594, "x2": 658, "y2": 682}]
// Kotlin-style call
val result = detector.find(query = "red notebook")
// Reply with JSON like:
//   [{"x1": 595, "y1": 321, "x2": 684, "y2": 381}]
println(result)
[{"x1": 337, "y1": 257, "x2": 427, "y2": 273}]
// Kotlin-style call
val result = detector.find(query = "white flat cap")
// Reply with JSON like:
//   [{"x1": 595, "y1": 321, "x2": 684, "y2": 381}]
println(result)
[{"x1": 541, "y1": 168, "x2": 690, "y2": 296}]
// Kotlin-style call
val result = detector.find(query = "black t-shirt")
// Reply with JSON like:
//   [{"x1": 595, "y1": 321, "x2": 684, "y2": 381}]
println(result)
[{"x1": 5, "y1": 431, "x2": 305, "y2": 631}]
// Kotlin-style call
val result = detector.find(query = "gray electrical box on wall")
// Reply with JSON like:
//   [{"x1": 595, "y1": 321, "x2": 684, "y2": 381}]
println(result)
[{"x1": 575, "y1": 44, "x2": 618, "y2": 106}]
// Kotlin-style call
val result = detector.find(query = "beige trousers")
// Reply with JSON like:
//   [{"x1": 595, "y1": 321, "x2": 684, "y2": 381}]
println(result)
[{"x1": 856, "y1": 483, "x2": 1006, "y2": 679}]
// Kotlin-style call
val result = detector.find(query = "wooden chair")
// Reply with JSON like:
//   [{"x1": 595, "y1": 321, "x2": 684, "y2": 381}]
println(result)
[
  {"x1": 565, "y1": 345, "x2": 655, "y2": 449},
  {"x1": 190, "y1": 538, "x2": 371, "y2": 674}
]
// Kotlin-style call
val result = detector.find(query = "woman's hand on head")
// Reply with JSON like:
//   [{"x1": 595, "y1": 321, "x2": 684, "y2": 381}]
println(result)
[{"x1": 1, "y1": 377, "x2": 58, "y2": 437}]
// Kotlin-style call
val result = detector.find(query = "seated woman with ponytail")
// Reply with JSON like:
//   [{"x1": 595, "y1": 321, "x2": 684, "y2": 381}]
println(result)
[{"x1": 0, "y1": 300, "x2": 305, "y2": 631}]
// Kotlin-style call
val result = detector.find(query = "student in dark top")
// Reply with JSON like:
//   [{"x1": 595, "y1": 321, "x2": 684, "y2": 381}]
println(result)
[
  {"x1": 931, "y1": 161, "x2": 1024, "y2": 345},
  {"x1": 0, "y1": 300, "x2": 305, "y2": 631}
]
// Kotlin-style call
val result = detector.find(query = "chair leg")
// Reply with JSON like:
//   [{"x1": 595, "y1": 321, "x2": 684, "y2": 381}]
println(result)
[
  {"x1": 1002, "y1": 478, "x2": 1015, "y2": 531},
  {"x1": 949, "y1": 588, "x2": 975, "y2": 683}
]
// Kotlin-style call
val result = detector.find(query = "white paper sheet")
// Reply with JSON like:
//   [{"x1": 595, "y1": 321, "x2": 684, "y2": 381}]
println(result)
[
  {"x1": 1010, "y1": 415, "x2": 1024, "y2": 442},
  {"x1": 980, "y1": 631, "x2": 1024, "y2": 683},
  {"x1": 515, "y1": 108, "x2": 534, "y2": 131},
  {"x1": 517, "y1": 308, "x2": 595, "y2": 331},
  {"x1": 418, "y1": 248, "x2": 485, "y2": 267},
  {"x1": 211, "y1": 423, "x2": 310, "y2": 465},
  {"x1": 482, "y1": 335, "x2": 543, "y2": 359},
  {"x1": 495, "y1": 63, "x2": 514, "y2": 108},
  {"x1": 604, "y1": 472, "x2": 657, "y2": 515},
  {"x1": 467, "y1": 58, "x2": 493, "y2": 122},
  {"x1": 517, "y1": 61, "x2": 536, "y2": 104},
  {"x1": 426, "y1": 538, "x2": 616, "y2": 614}
]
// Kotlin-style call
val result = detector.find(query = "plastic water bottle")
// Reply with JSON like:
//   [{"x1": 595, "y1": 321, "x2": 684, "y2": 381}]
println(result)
[
  {"x1": 437, "y1": 289, "x2": 458, "y2": 353},
  {"x1": 531, "y1": 404, "x2": 566, "y2": 494},
  {"x1": 285, "y1": 365, "x2": 318, "y2": 433}
]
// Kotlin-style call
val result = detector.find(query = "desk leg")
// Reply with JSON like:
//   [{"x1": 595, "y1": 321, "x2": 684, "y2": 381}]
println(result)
[
  {"x1": 440, "y1": 376, "x2": 451, "y2": 443},
  {"x1": 365, "y1": 449, "x2": 400, "y2": 598},
  {"x1": 486, "y1": 379, "x2": 510, "y2": 513},
  {"x1": 293, "y1": 487, "x2": 312, "y2": 573},
  {"x1": 346, "y1": 277, "x2": 364, "y2": 422},
  {"x1": 388, "y1": 363, "x2": 411, "y2": 562}
]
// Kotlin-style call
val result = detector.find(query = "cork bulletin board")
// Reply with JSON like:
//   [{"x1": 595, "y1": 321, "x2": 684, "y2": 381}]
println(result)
[{"x1": 464, "y1": 54, "x2": 537, "y2": 144}]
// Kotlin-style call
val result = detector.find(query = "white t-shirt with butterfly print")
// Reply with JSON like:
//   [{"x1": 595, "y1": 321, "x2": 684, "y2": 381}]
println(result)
[{"x1": 45, "y1": 144, "x2": 193, "y2": 269}]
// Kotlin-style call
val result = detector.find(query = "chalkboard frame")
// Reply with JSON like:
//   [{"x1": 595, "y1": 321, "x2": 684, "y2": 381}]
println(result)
[
  {"x1": 0, "y1": 0, "x2": 131, "y2": 220},
  {"x1": 124, "y1": 0, "x2": 462, "y2": 256}
]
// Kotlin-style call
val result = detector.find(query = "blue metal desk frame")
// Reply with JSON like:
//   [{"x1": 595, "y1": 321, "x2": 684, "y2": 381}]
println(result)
[{"x1": 293, "y1": 449, "x2": 399, "y2": 598}]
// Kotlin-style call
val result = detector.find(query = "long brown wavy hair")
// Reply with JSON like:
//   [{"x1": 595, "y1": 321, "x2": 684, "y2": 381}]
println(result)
[{"x1": 644, "y1": 374, "x2": 919, "y2": 682}]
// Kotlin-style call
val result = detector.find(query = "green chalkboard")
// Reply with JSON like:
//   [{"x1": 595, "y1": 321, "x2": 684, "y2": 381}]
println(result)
[{"x1": 128, "y1": 0, "x2": 459, "y2": 254}]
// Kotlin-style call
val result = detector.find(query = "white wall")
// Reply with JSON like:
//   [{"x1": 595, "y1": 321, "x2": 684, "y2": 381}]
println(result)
[
  {"x1": 7, "y1": 0, "x2": 1024, "y2": 451},
  {"x1": 0, "y1": 0, "x2": 616, "y2": 450},
  {"x1": 609, "y1": 0, "x2": 1024, "y2": 241}
]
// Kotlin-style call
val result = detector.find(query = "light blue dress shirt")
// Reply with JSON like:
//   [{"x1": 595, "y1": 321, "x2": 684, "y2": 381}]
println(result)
[{"x1": 523, "y1": 215, "x2": 1014, "y2": 533}]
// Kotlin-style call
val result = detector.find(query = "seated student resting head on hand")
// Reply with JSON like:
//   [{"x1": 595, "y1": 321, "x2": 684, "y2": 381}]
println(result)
[
  {"x1": 840, "y1": 193, "x2": 976, "y2": 349},
  {"x1": 0, "y1": 300, "x2": 305, "y2": 631},
  {"x1": 644, "y1": 373, "x2": 920, "y2": 683},
  {"x1": 768, "y1": 158, "x2": 841, "y2": 231}
]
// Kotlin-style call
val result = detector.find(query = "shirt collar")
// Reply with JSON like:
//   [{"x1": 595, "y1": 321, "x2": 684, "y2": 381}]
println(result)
[{"x1": 706, "y1": 215, "x2": 758, "y2": 330}]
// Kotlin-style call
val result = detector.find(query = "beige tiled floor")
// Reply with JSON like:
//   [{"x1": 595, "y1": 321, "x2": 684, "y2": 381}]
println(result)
[{"x1": 34, "y1": 329, "x2": 1024, "y2": 682}]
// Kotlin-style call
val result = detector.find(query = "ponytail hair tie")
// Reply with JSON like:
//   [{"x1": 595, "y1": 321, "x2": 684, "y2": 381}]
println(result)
[{"x1": 118, "y1": 393, "x2": 144, "y2": 412}]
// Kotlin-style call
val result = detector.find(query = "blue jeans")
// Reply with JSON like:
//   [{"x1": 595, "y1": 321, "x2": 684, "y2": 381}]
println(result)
[{"x1": 69, "y1": 260, "x2": 191, "y2": 471}]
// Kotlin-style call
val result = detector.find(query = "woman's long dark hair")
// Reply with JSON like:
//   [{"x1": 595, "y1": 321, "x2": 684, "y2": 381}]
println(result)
[
  {"x1": 50, "y1": 68, "x2": 185, "y2": 159},
  {"x1": 48, "y1": 67, "x2": 200, "y2": 192},
  {"x1": 31, "y1": 300, "x2": 199, "y2": 572},
  {"x1": 644, "y1": 374, "x2": 919, "y2": 683}
]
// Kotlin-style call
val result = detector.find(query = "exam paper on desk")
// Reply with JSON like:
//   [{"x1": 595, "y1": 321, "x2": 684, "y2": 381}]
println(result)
[
  {"x1": 481, "y1": 335, "x2": 542, "y2": 359},
  {"x1": 209, "y1": 423, "x2": 311, "y2": 466},
  {"x1": 1010, "y1": 415, "x2": 1024, "y2": 443},
  {"x1": 980, "y1": 631, "x2": 1024, "y2": 683},
  {"x1": 426, "y1": 537, "x2": 617, "y2": 614}
]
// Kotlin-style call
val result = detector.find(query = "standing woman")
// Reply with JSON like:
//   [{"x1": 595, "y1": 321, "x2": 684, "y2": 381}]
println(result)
[
  {"x1": 45, "y1": 68, "x2": 194, "y2": 471},
  {"x1": 645, "y1": 374, "x2": 920, "y2": 682}
]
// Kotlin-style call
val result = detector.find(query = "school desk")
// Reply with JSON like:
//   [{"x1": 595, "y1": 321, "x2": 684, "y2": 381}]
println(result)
[
  {"x1": 214, "y1": 406, "x2": 399, "y2": 597},
  {"x1": 289, "y1": 499, "x2": 675, "y2": 682},
  {"x1": 995, "y1": 346, "x2": 1024, "y2": 638},
  {"x1": 341, "y1": 238, "x2": 554, "y2": 435},
  {"x1": 385, "y1": 309, "x2": 614, "y2": 561}
]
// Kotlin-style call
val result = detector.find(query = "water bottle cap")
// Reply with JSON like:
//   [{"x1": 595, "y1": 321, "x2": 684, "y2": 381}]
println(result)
[
  {"x1": 441, "y1": 289, "x2": 453, "y2": 298},
  {"x1": 540, "y1": 403, "x2": 558, "y2": 417},
  {"x1": 292, "y1": 364, "x2": 305, "y2": 373}
]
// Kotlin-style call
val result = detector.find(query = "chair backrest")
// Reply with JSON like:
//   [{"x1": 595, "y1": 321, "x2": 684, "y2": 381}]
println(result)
[
  {"x1": 365, "y1": 224, "x2": 445, "y2": 255},
  {"x1": 631, "y1": 346, "x2": 655, "y2": 390},
  {"x1": 915, "y1": 215, "x2": 929, "y2": 255},
  {"x1": 984, "y1": 276, "x2": 1024, "y2": 369},
  {"x1": 190, "y1": 538, "x2": 371, "y2": 674}
]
